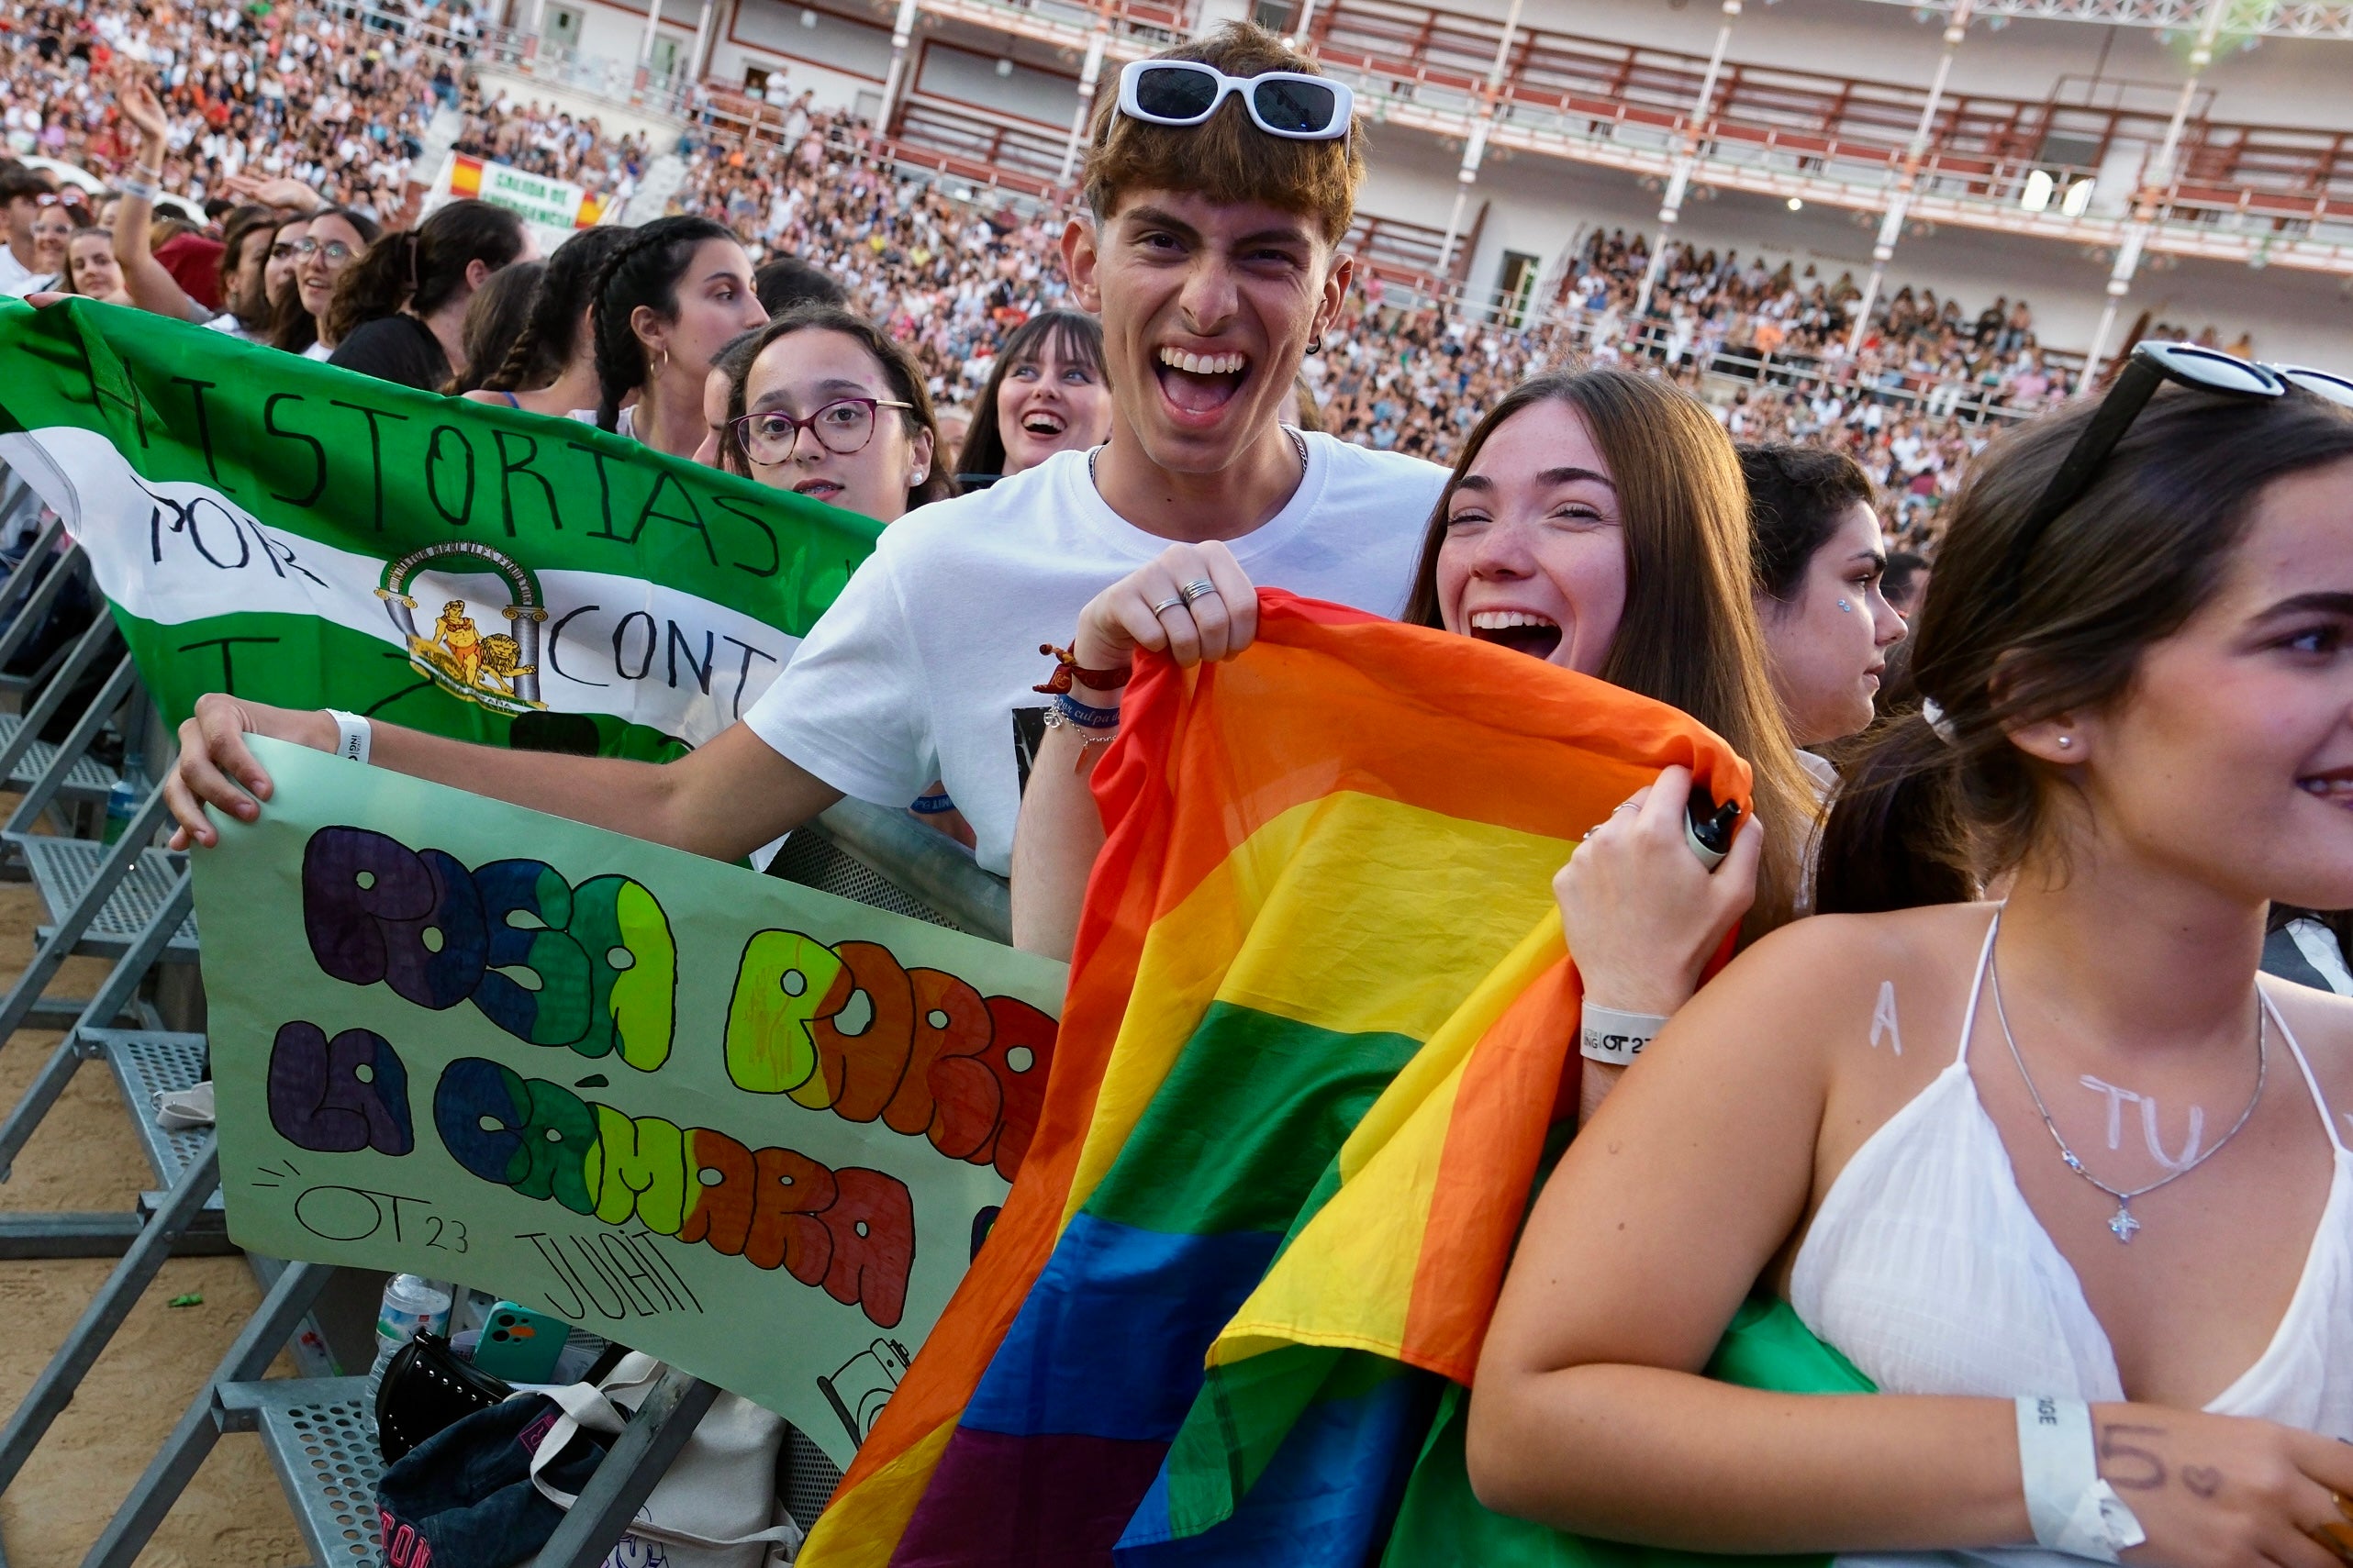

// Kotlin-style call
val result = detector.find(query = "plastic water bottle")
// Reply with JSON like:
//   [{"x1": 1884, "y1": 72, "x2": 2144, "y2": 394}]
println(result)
[
  {"x1": 362, "y1": 1274, "x2": 452, "y2": 1442},
  {"x1": 99, "y1": 778, "x2": 139, "y2": 846}
]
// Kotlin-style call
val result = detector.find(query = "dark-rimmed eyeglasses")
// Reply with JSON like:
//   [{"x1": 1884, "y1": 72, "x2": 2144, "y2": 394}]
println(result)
[
  {"x1": 2013, "y1": 340, "x2": 2353, "y2": 574},
  {"x1": 1115, "y1": 61, "x2": 1353, "y2": 142},
  {"x1": 730, "y1": 397, "x2": 913, "y2": 464},
  {"x1": 281, "y1": 237, "x2": 358, "y2": 264}
]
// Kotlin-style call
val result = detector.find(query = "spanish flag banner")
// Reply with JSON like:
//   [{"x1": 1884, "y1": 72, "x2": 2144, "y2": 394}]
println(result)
[{"x1": 800, "y1": 593, "x2": 1755, "y2": 1566}]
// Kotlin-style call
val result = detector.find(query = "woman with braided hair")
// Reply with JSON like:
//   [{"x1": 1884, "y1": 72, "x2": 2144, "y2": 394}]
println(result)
[
  {"x1": 448, "y1": 260, "x2": 545, "y2": 397},
  {"x1": 461, "y1": 225, "x2": 631, "y2": 415},
  {"x1": 577, "y1": 215, "x2": 765, "y2": 460}
]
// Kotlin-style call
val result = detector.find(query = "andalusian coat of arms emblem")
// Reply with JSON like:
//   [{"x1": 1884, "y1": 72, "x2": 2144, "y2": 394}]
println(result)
[{"x1": 374, "y1": 543, "x2": 552, "y2": 716}]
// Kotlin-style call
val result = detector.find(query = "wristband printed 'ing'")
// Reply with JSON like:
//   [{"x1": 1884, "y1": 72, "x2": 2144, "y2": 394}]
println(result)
[
  {"x1": 1578, "y1": 1002, "x2": 1667, "y2": 1066},
  {"x1": 327, "y1": 709, "x2": 372, "y2": 765}
]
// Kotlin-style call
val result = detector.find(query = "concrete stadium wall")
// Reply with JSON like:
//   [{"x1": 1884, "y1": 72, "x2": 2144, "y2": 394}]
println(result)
[{"x1": 708, "y1": 0, "x2": 894, "y2": 110}]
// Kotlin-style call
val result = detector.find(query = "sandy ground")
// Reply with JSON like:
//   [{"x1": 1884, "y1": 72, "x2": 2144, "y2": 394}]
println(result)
[{"x1": 0, "y1": 881, "x2": 307, "y2": 1567}]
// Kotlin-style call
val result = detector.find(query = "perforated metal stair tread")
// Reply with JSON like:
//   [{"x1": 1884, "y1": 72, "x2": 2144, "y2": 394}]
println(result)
[
  {"x1": 0, "y1": 712, "x2": 117, "y2": 802},
  {"x1": 6, "y1": 832, "x2": 199, "y2": 958},
  {"x1": 92, "y1": 1029, "x2": 220, "y2": 1209},
  {"x1": 216, "y1": 1379, "x2": 382, "y2": 1565}
]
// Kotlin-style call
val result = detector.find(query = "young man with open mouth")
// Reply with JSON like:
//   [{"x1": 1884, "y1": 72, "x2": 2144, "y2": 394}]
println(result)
[{"x1": 162, "y1": 24, "x2": 1450, "y2": 886}]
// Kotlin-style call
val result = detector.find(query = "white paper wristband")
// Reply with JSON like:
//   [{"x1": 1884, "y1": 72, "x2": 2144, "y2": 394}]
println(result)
[
  {"x1": 326, "y1": 709, "x2": 372, "y2": 765},
  {"x1": 1579, "y1": 1003, "x2": 1668, "y2": 1066},
  {"x1": 2016, "y1": 1396, "x2": 2146, "y2": 1562}
]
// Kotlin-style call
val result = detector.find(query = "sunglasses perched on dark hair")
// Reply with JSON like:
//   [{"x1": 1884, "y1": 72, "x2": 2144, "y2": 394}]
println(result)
[
  {"x1": 2014, "y1": 340, "x2": 2353, "y2": 568},
  {"x1": 1115, "y1": 61, "x2": 1353, "y2": 141}
]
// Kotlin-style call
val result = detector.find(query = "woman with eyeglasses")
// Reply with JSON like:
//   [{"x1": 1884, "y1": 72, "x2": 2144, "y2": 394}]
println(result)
[
  {"x1": 1467, "y1": 347, "x2": 2353, "y2": 1568},
  {"x1": 267, "y1": 209, "x2": 381, "y2": 359},
  {"x1": 26, "y1": 204, "x2": 70, "y2": 292},
  {"x1": 718, "y1": 302, "x2": 953, "y2": 524},
  {"x1": 722, "y1": 304, "x2": 965, "y2": 840}
]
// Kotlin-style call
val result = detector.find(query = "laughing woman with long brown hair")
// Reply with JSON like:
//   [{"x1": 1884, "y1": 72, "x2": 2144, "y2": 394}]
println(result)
[{"x1": 1009, "y1": 366, "x2": 1817, "y2": 1038}]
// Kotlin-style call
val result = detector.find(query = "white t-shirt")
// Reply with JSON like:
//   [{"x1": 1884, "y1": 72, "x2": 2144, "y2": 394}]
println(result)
[
  {"x1": 205, "y1": 311, "x2": 268, "y2": 342},
  {"x1": 0, "y1": 248, "x2": 50, "y2": 298},
  {"x1": 744, "y1": 433, "x2": 1449, "y2": 874}
]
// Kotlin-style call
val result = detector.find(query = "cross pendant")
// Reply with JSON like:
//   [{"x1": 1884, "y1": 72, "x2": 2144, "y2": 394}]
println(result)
[{"x1": 2108, "y1": 1205, "x2": 2142, "y2": 1243}]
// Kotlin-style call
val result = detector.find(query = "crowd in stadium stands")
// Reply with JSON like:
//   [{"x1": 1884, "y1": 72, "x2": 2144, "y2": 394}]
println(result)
[
  {"x1": 456, "y1": 83, "x2": 651, "y2": 197},
  {"x1": 660, "y1": 108, "x2": 2037, "y2": 544},
  {"x1": 0, "y1": 0, "x2": 2269, "y2": 552},
  {"x1": 4, "y1": 0, "x2": 468, "y2": 223}
]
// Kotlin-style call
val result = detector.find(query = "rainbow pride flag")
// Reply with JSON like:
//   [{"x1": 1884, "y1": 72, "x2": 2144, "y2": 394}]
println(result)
[{"x1": 797, "y1": 593, "x2": 1752, "y2": 1568}]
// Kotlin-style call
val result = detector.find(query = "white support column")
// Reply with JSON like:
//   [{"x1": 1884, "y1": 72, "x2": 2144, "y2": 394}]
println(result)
[
  {"x1": 1845, "y1": 0, "x2": 1971, "y2": 358},
  {"x1": 1288, "y1": 0, "x2": 1320, "y2": 53},
  {"x1": 686, "y1": 0, "x2": 715, "y2": 90},
  {"x1": 876, "y1": 0, "x2": 922, "y2": 135},
  {"x1": 530, "y1": 0, "x2": 548, "y2": 44},
  {"x1": 1632, "y1": 0, "x2": 1738, "y2": 328},
  {"x1": 1059, "y1": 28, "x2": 1109, "y2": 184},
  {"x1": 1434, "y1": 0, "x2": 1522, "y2": 298},
  {"x1": 2082, "y1": 0, "x2": 2228, "y2": 382},
  {"x1": 637, "y1": 0, "x2": 664, "y2": 65}
]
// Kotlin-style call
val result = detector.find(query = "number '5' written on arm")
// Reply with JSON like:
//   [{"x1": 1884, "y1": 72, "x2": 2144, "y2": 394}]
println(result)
[{"x1": 299, "y1": 827, "x2": 1059, "y2": 1182}]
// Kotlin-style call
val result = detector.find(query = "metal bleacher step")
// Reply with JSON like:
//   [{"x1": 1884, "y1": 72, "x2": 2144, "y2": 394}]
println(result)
[
  {"x1": 93, "y1": 1029, "x2": 221, "y2": 1213},
  {"x1": 92, "y1": 1029, "x2": 345, "y2": 1376},
  {"x1": 214, "y1": 1378, "x2": 383, "y2": 1568},
  {"x1": 0, "y1": 711, "x2": 117, "y2": 804},
  {"x1": 6, "y1": 832, "x2": 199, "y2": 962}
]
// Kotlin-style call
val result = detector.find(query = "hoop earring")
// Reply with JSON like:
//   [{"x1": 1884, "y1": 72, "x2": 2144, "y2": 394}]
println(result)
[
  {"x1": 653, "y1": 348, "x2": 670, "y2": 378},
  {"x1": 1305, "y1": 335, "x2": 1325, "y2": 355}
]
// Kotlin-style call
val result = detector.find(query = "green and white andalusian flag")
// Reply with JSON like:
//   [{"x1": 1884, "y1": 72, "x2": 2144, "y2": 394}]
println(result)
[{"x1": 0, "y1": 298, "x2": 878, "y2": 759}]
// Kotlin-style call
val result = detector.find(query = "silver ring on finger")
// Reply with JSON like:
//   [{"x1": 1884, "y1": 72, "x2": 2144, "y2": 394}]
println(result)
[
  {"x1": 1177, "y1": 579, "x2": 1219, "y2": 604},
  {"x1": 1149, "y1": 595, "x2": 1188, "y2": 617},
  {"x1": 1612, "y1": 803, "x2": 1638, "y2": 815}
]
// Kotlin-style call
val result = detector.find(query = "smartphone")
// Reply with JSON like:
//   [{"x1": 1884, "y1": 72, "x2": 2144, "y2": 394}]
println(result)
[
  {"x1": 1686, "y1": 784, "x2": 1744, "y2": 871},
  {"x1": 471, "y1": 1302, "x2": 571, "y2": 1384}
]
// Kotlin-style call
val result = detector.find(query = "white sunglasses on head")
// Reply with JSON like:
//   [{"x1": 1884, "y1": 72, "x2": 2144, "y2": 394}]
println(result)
[{"x1": 1115, "y1": 60, "x2": 1353, "y2": 142}]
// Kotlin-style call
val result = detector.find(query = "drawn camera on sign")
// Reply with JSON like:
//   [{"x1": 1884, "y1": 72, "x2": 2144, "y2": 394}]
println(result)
[{"x1": 819, "y1": 1338, "x2": 914, "y2": 1446}]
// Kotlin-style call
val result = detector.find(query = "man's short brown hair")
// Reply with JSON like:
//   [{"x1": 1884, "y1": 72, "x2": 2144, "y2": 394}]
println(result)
[{"x1": 1082, "y1": 22, "x2": 1364, "y2": 249}]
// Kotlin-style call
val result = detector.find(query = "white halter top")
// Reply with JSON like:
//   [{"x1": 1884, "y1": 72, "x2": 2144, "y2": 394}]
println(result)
[{"x1": 1790, "y1": 914, "x2": 2353, "y2": 1568}]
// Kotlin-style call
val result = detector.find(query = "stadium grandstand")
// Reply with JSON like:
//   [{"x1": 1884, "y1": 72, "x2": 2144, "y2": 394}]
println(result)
[{"x1": 13, "y1": 0, "x2": 2351, "y2": 542}]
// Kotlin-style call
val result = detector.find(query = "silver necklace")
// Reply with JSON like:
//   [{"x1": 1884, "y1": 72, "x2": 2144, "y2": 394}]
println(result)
[
  {"x1": 1987, "y1": 909, "x2": 2267, "y2": 1244},
  {"x1": 1087, "y1": 427, "x2": 1309, "y2": 491}
]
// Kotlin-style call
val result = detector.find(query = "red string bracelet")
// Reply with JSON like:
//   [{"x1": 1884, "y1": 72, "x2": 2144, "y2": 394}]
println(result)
[{"x1": 1033, "y1": 642, "x2": 1132, "y2": 695}]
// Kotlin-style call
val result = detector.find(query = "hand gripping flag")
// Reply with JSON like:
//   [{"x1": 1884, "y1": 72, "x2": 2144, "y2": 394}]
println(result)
[{"x1": 798, "y1": 592, "x2": 1758, "y2": 1567}]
